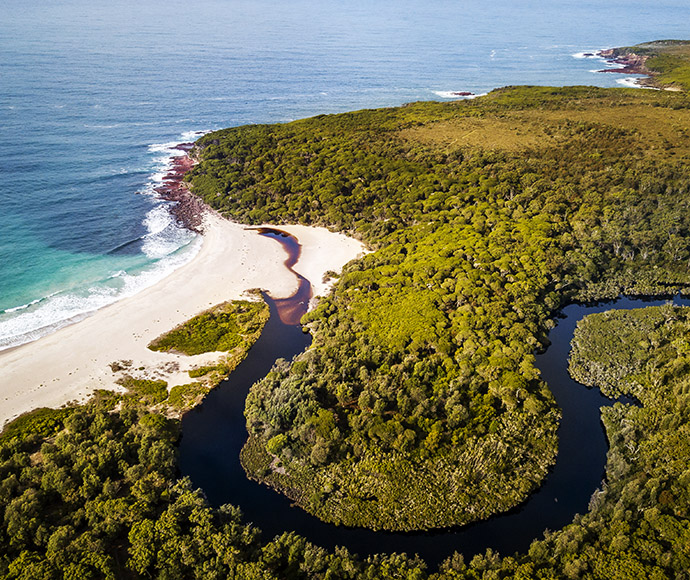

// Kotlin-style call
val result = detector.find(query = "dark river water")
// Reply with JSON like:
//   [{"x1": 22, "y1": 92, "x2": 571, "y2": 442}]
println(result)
[{"x1": 178, "y1": 231, "x2": 690, "y2": 567}]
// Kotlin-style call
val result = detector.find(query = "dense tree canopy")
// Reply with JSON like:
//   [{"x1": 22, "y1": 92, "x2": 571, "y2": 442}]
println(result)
[
  {"x1": 0, "y1": 397, "x2": 427, "y2": 579},
  {"x1": 187, "y1": 84, "x2": 690, "y2": 530}
]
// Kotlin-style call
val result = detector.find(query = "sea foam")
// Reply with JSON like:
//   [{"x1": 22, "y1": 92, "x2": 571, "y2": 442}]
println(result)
[
  {"x1": 432, "y1": 91, "x2": 487, "y2": 100},
  {"x1": 615, "y1": 77, "x2": 656, "y2": 89},
  {"x1": 0, "y1": 131, "x2": 207, "y2": 352},
  {"x1": 0, "y1": 234, "x2": 202, "y2": 351},
  {"x1": 572, "y1": 51, "x2": 601, "y2": 59}
]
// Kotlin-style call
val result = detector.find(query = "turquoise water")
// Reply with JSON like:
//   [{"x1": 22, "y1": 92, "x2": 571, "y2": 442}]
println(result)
[{"x1": 1, "y1": 0, "x2": 689, "y2": 349}]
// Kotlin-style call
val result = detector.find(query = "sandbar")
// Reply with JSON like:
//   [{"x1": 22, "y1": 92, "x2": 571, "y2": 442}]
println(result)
[{"x1": 0, "y1": 212, "x2": 365, "y2": 428}]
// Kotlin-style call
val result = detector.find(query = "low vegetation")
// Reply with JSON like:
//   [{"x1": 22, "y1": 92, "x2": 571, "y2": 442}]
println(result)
[
  {"x1": 115, "y1": 376, "x2": 213, "y2": 414},
  {"x1": 167, "y1": 382, "x2": 208, "y2": 410},
  {"x1": 116, "y1": 376, "x2": 169, "y2": 405},
  {"x1": 148, "y1": 299, "x2": 268, "y2": 356},
  {"x1": 109, "y1": 298, "x2": 272, "y2": 415}
]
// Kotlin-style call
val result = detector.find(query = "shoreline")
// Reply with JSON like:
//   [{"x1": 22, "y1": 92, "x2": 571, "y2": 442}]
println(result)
[
  {"x1": 153, "y1": 142, "x2": 208, "y2": 233},
  {"x1": 0, "y1": 209, "x2": 365, "y2": 429},
  {"x1": 596, "y1": 48, "x2": 650, "y2": 76},
  {"x1": 0, "y1": 142, "x2": 205, "y2": 355},
  {"x1": 593, "y1": 47, "x2": 672, "y2": 90}
]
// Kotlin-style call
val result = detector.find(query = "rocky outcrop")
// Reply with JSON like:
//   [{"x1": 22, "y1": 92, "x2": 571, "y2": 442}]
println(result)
[
  {"x1": 596, "y1": 49, "x2": 649, "y2": 75},
  {"x1": 154, "y1": 143, "x2": 207, "y2": 233}
]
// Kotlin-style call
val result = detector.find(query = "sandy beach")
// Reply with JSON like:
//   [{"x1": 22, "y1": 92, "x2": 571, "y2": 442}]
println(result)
[{"x1": 0, "y1": 212, "x2": 365, "y2": 428}]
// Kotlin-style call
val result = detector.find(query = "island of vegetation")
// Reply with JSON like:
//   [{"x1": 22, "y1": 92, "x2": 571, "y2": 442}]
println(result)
[
  {"x1": 1, "y1": 40, "x2": 690, "y2": 578},
  {"x1": 109, "y1": 297, "x2": 270, "y2": 417},
  {"x1": 100, "y1": 295, "x2": 268, "y2": 420},
  {"x1": 148, "y1": 297, "x2": 269, "y2": 383}
]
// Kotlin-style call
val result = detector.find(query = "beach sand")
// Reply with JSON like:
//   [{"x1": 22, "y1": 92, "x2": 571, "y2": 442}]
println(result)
[{"x1": 0, "y1": 213, "x2": 365, "y2": 428}]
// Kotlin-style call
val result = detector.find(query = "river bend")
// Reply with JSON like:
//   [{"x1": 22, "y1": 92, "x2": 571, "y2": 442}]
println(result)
[{"x1": 179, "y1": 231, "x2": 690, "y2": 565}]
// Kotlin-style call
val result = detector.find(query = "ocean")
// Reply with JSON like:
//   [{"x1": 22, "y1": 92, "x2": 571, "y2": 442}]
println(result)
[{"x1": 1, "y1": 0, "x2": 689, "y2": 350}]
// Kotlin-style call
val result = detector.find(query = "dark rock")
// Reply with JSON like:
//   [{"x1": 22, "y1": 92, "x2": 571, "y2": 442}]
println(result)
[
  {"x1": 596, "y1": 49, "x2": 649, "y2": 75},
  {"x1": 153, "y1": 152, "x2": 206, "y2": 234}
]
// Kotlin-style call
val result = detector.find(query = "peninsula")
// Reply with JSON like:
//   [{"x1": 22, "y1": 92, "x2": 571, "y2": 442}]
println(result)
[{"x1": 598, "y1": 39, "x2": 690, "y2": 90}]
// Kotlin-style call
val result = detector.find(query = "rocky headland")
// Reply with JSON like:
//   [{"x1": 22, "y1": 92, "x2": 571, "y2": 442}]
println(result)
[
  {"x1": 154, "y1": 142, "x2": 208, "y2": 233},
  {"x1": 596, "y1": 48, "x2": 649, "y2": 75}
]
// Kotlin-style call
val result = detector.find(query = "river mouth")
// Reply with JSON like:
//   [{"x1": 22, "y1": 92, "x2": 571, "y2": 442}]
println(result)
[
  {"x1": 248, "y1": 228, "x2": 312, "y2": 325},
  {"x1": 178, "y1": 231, "x2": 690, "y2": 566}
]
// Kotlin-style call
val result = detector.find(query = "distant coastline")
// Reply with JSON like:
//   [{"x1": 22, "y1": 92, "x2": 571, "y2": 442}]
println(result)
[
  {"x1": 596, "y1": 48, "x2": 650, "y2": 76},
  {"x1": 592, "y1": 40, "x2": 690, "y2": 91}
]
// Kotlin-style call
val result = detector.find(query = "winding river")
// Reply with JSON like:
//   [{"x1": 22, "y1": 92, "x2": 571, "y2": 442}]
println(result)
[{"x1": 179, "y1": 231, "x2": 690, "y2": 567}]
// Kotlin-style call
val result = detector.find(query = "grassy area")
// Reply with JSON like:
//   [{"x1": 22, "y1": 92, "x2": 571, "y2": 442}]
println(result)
[
  {"x1": 148, "y1": 299, "x2": 269, "y2": 356},
  {"x1": 399, "y1": 99, "x2": 690, "y2": 158},
  {"x1": 167, "y1": 382, "x2": 209, "y2": 410},
  {"x1": 116, "y1": 376, "x2": 169, "y2": 405},
  {"x1": 113, "y1": 298, "x2": 272, "y2": 415},
  {"x1": 110, "y1": 375, "x2": 219, "y2": 415}
]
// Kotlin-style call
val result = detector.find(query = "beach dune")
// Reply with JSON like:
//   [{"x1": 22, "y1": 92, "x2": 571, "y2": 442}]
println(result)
[{"x1": 0, "y1": 213, "x2": 365, "y2": 428}]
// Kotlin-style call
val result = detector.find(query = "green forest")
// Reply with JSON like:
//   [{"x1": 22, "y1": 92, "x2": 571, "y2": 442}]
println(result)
[
  {"x1": 2, "y1": 41, "x2": 690, "y2": 578},
  {"x1": 187, "y1": 75, "x2": 690, "y2": 529}
]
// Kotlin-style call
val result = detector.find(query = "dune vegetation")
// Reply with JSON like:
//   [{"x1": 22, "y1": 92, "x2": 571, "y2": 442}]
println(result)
[{"x1": 148, "y1": 298, "x2": 268, "y2": 357}]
